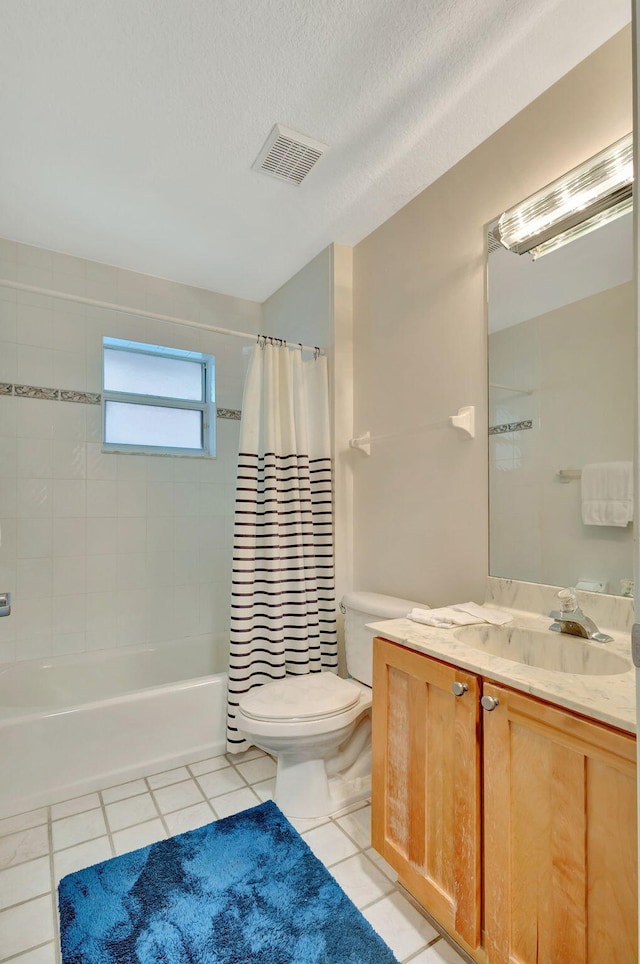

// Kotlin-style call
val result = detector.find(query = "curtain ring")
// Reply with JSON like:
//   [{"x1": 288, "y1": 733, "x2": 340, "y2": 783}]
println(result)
[
  {"x1": 298, "y1": 343, "x2": 303, "y2": 353},
  {"x1": 314, "y1": 346, "x2": 320, "y2": 360}
]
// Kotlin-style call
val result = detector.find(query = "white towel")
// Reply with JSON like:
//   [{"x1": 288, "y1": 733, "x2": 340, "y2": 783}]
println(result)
[
  {"x1": 407, "y1": 603, "x2": 513, "y2": 629},
  {"x1": 581, "y1": 462, "x2": 633, "y2": 527},
  {"x1": 455, "y1": 602, "x2": 513, "y2": 625}
]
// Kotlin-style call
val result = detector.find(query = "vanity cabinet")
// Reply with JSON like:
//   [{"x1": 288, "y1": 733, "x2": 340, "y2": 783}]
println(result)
[
  {"x1": 371, "y1": 636, "x2": 482, "y2": 952},
  {"x1": 483, "y1": 681, "x2": 637, "y2": 964},
  {"x1": 371, "y1": 636, "x2": 638, "y2": 964}
]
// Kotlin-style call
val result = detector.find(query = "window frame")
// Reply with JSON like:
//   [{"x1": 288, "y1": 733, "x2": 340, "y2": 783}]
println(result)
[{"x1": 101, "y1": 337, "x2": 216, "y2": 458}]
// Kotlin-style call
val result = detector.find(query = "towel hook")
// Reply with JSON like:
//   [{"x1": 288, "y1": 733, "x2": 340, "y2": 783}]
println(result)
[{"x1": 449, "y1": 406, "x2": 475, "y2": 439}]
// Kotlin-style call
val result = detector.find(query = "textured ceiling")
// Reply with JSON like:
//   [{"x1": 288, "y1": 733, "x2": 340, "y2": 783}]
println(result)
[{"x1": 0, "y1": 0, "x2": 630, "y2": 302}]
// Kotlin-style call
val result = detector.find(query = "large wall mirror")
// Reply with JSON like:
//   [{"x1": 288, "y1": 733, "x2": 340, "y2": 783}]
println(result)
[{"x1": 487, "y1": 155, "x2": 634, "y2": 597}]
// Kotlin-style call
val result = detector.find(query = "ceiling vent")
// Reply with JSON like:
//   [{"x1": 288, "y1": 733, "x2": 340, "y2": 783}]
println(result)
[{"x1": 252, "y1": 124, "x2": 328, "y2": 185}]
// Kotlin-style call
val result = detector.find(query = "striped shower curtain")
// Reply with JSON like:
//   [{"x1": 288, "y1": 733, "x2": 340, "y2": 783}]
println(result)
[{"x1": 226, "y1": 343, "x2": 338, "y2": 753}]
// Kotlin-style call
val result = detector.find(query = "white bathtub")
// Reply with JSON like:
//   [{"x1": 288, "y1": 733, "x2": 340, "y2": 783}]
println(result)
[{"x1": 0, "y1": 638, "x2": 228, "y2": 818}]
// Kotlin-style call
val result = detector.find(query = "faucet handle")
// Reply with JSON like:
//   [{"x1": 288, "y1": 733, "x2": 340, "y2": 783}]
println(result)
[{"x1": 558, "y1": 588, "x2": 579, "y2": 613}]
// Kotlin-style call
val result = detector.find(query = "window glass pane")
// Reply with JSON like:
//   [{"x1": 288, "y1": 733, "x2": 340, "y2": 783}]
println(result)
[
  {"x1": 105, "y1": 401, "x2": 203, "y2": 449},
  {"x1": 104, "y1": 349, "x2": 203, "y2": 401}
]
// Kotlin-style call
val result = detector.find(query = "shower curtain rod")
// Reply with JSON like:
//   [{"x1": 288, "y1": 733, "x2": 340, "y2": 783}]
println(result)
[{"x1": 0, "y1": 279, "x2": 324, "y2": 354}]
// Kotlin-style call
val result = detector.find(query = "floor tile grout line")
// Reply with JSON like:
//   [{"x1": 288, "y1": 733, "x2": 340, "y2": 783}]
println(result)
[
  {"x1": 97, "y1": 790, "x2": 116, "y2": 858},
  {"x1": 109, "y1": 813, "x2": 169, "y2": 844},
  {"x1": 100, "y1": 782, "x2": 158, "y2": 805},
  {"x1": 193, "y1": 773, "x2": 258, "y2": 804},
  {"x1": 144, "y1": 777, "x2": 171, "y2": 839},
  {"x1": 0, "y1": 818, "x2": 49, "y2": 839},
  {"x1": 0, "y1": 805, "x2": 49, "y2": 827},
  {"x1": 0, "y1": 939, "x2": 56, "y2": 964},
  {"x1": 51, "y1": 804, "x2": 105, "y2": 832},
  {"x1": 49, "y1": 793, "x2": 102, "y2": 822},
  {"x1": 149, "y1": 778, "x2": 207, "y2": 816},
  {"x1": 226, "y1": 761, "x2": 252, "y2": 789},
  {"x1": 321, "y1": 844, "x2": 396, "y2": 882},
  {"x1": 402, "y1": 934, "x2": 444, "y2": 962},
  {"x1": 0, "y1": 886, "x2": 52, "y2": 913},
  {"x1": 357, "y1": 891, "x2": 402, "y2": 914},
  {"x1": 50, "y1": 829, "x2": 111, "y2": 857},
  {"x1": 326, "y1": 808, "x2": 370, "y2": 852},
  {"x1": 185, "y1": 760, "x2": 231, "y2": 780},
  {"x1": 182, "y1": 765, "x2": 219, "y2": 822},
  {"x1": 146, "y1": 767, "x2": 198, "y2": 792},
  {"x1": 47, "y1": 806, "x2": 62, "y2": 964},
  {"x1": 0, "y1": 849, "x2": 53, "y2": 873}
]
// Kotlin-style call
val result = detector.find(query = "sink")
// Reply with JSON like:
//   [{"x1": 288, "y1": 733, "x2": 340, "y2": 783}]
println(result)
[{"x1": 453, "y1": 624, "x2": 630, "y2": 676}]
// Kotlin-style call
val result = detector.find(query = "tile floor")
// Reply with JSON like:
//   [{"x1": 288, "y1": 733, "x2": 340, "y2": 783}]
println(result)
[{"x1": 0, "y1": 749, "x2": 466, "y2": 964}]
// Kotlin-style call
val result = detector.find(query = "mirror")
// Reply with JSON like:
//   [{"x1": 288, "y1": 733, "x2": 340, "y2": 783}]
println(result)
[{"x1": 487, "y1": 210, "x2": 634, "y2": 596}]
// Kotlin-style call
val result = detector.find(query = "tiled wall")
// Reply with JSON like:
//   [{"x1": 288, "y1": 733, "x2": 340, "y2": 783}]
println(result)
[
  {"x1": 489, "y1": 281, "x2": 634, "y2": 594},
  {"x1": 0, "y1": 239, "x2": 262, "y2": 665}
]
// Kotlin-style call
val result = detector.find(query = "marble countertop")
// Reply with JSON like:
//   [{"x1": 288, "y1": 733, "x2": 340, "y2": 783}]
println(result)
[{"x1": 367, "y1": 608, "x2": 636, "y2": 734}]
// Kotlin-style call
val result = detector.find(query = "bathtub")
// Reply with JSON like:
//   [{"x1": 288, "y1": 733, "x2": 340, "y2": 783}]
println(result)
[{"x1": 0, "y1": 638, "x2": 228, "y2": 818}]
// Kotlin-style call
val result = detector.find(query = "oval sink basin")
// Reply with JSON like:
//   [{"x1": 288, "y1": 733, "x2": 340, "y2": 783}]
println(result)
[{"x1": 453, "y1": 624, "x2": 630, "y2": 676}]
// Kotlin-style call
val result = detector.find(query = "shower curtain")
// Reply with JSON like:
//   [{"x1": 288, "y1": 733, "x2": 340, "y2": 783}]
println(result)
[{"x1": 226, "y1": 342, "x2": 338, "y2": 753}]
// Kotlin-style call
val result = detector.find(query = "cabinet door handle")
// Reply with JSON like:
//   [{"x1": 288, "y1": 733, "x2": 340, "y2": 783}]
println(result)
[
  {"x1": 451, "y1": 681, "x2": 468, "y2": 697},
  {"x1": 481, "y1": 695, "x2": 499, "y2": 712}
]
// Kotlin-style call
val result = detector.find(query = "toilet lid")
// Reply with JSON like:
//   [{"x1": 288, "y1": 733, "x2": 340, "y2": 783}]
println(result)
[{"x1": 239, "y1": 672, "x2": 362, "y2": 722}]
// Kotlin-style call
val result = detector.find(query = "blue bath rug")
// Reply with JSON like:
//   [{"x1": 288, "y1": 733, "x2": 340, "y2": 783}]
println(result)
[{"x1": 58, "y1": 799, "x2": 399, "y2": 964}]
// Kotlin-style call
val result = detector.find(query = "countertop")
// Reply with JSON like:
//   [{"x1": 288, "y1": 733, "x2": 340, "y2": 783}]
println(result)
[{"x1": 367, "y1": 608, "x2": 636, "y2": 735}]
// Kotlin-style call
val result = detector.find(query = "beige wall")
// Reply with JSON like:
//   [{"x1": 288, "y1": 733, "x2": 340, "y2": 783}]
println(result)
[
  {"x1": 489, "y1": 282, "x2": 634, "y2": 593},
  {"x1": 262, "y1": 247, "x2": 334, "y2": 349},
  {"x1": 352, "y1": 27, "x2": 632, "y2": 607}
]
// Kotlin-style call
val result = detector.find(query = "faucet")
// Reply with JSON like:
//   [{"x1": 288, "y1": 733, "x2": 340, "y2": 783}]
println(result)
[{"x1": 548, "y1": 588, "x2": 613, "y2": 643}]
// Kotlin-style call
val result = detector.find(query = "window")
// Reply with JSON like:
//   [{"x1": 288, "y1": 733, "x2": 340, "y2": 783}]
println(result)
[{"x1": 102, "y1": 338, "x2": 215, "y2": 456}]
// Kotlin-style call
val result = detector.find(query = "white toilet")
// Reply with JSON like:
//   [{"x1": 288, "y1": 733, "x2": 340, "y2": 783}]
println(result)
[{"x1": 236, "y1": 591, "x2": 428, "y2": 818}]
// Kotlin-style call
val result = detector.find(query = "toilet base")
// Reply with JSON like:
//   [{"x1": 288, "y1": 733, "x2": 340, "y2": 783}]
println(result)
[
  {"x1": 274, "y1": 754, "x2": 371, "y2": 818},
  {"x1": 272, "y1": 749, "x2": 371, "y2": 819},
  {"x1": 237, "y1": 693, "x2": 373, "y2": 819}
]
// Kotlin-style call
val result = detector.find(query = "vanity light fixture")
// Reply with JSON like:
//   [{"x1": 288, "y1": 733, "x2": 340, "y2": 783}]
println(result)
[
  {"x1": 495, "y1": 133, "x2": 633, "y2": 258},
  {"x1": 527, "y1": 194, "x2": 632, "y2": 260}
]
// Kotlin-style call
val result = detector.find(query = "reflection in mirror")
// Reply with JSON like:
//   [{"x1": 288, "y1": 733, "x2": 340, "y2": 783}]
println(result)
[{"x1": 487, "y1": 209, "x2": 634, "y2": 597}]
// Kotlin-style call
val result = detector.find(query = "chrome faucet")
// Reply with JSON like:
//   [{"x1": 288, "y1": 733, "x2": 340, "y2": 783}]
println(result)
[{"x1": 548, "y1": 588, "x2": 613, "y2": 643}]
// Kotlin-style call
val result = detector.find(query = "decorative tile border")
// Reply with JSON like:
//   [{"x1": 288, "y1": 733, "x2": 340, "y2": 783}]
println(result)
[
  {"x1": 489, "y1": 419, "x2": 533, "y2": 436},
  {"x1": 14, "y1": 384, "x2": 59, "y2": 400},
  {"x1": 0, "y1": 384, "x2": 242, "y2": 419},
  {"x1": 60, "y1": 390, "x2": 101, "y2": 404}
]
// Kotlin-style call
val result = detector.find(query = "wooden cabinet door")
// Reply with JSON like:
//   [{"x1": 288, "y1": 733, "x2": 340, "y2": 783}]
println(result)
[
  {"x1": 483, "y1": 682, "x2": 637, "y2": 964},
  {"x1": 371, "y1": 636, "x2": 482, "y2": 949}
]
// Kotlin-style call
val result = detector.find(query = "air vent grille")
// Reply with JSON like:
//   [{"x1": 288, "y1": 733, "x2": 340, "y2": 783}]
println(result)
[{"x1": 253, "y1": 124, "x2": 328, "y2": 185}]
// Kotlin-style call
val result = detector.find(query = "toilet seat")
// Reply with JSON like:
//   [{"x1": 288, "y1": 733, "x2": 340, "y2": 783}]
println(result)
[{"x1": 239, "y1": 672, "x2": 361, "y2": 723}]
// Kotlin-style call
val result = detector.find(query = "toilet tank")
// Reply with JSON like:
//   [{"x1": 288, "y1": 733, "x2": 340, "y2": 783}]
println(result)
[{"x1": 341, "y1": 591, "x2": 429, "y2": 687}]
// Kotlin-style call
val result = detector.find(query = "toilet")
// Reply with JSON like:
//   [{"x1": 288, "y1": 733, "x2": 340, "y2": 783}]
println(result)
[{"x1": 236, "y1": 591, "x2": 428, "y2": 818}]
